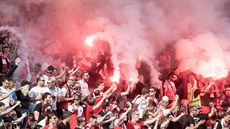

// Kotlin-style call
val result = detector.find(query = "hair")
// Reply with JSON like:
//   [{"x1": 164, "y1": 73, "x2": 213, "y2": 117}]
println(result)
[
  {"x1": 141, "y1": 88, "x2": 149, "y2": 95},
  {"x1": 63, "y1": 111, "x2": 72, "y2": 119},
  {"x1": 77, "y1": 116, "x2": 86, "y2": 125},
  {"x1": 96, "y1": 81, "x2": 104, "y2": 86},
  {"x1": 2, "y1": 46, "x2": 9, "y2": 54},
  {"x1": 94, "y1": 90, "x2": 100, "y2": 96},
  {"x1": 81, "y1": 72, "x2": 88, "y2": 78},
  {"x1": 42, "y1": 92, "x2": 52, "y2": 101},
  {"x1": 2, "y1": 77, "x2": 9, "y2": 82},
  {"x1": 224, "y1": 111, "x2": 230, "y2": 117},
  {"x1": 43, "y1": 103, "x2": 52, "y2": 111},
  {"x1": 36, "y1": 76, "x2": 44, "y2": 83},
  {"x1": 86, "y1": 97, "x2": 96, "y2": 106},
  {"x1": 149, "y1": 87, "x2": 156, "y2": 91},
  {"x1": 102, "y1": 101, "x2": 110, "y2": 110},
  {"x1": 45, "y1": 112, "x2": 56, "y2": 125},
  {"x1": 180, "y1": 105, "x2": 187, "y2": 113}
]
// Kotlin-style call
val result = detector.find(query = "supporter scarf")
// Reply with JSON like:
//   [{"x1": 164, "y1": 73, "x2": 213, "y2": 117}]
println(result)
[{"x1": 1, "y1": 55, "x2": 7, "y2": 69}]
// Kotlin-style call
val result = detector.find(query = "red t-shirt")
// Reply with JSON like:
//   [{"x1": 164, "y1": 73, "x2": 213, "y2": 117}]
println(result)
[
  {"x1": 70, "y1": 111, "x2": 78, "y2": 129},
  {"x1": 43, "y1": 125, "x2": 58, "y2": 129},
  {"x1": 94, "y1": 97, "x2": 103, "y2": 115},
  {"x1": 127, "y1": 121, "x2": 144, "y2": 129},
  {"x1": 85, "y1": 104, "x2": 94, "y2": 123}
]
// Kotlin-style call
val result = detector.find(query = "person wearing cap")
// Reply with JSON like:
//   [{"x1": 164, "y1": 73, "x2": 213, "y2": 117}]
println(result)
[
  {"x1": 15, "y1": 80, "x2": 31, "y2": 129},
  {"x1": 160, "y1": 95, "x2": 179, "y2": 117}
]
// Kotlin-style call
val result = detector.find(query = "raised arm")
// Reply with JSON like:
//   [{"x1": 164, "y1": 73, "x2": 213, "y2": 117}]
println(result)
[
  {"x1": 2, "y1": 101, "x2": 21, "y2": 115},
  {"x1": 121, "y1": 81, "x2": 131, "y2": 96},
  {"x1": 208, "y1": 102, "x2": 215, "y2": 118},
  {"x1": 132, "y1": 94, "x2": 141, "y2": 104},
  {"x1": 55, "y1": 67, "x2": 69, "y2": 80},
  {"x1": 171, "y1": 113, "x2": 184, "y2": 122},
  {"x1": 116, "y1": 102, "x2": 132, "y2": 123},
  {"x1": 69, "y1": 67, "x2": 79, "y2": 76},
  {"x1": 200, "y1": 82, "x2": 214, "y2": 96},
  {"x1": 144, "y1": 113, "x2": 161, "y2": 126},
  {"x1": 0, "y1": 88, "x2": 16, "y2": 101},
  {"x1": 169, "y1": 95, "x2": 179, "y2": 112},
  {"x1": 93, "y1": 94, "x2": 110, "y2": 110}
]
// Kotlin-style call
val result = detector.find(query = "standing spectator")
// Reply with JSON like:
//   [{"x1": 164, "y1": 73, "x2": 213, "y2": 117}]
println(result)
[
  {"x1": 0, "y1": 47, "x2": 20, "y2": 81},
  {"x1": 147, "y1": 87, "x2": 159, "y2": 105},
  {"x1": 31, "y1": 92, "x2": 53, "y2": 126},
  {"x1": 15, "y1": 80, "x2": 31, "y2": 129},
  {"x1": 114, "y1": 102, "x2": 132, "y2": 129},
  {"x1": 43, "y1": 113, "x2": 58, "y2": 129},
  {"x1": 126, "y1": 110, "x2": 160, "y2": 129},
  {"x1": 76, "y1": 116, "x2": 86, "y2": 129},
  {"x1": 29, "y1": 76, "x2": 51, "y2": 111},
  {"x1": 214, "y1": 111, "x2": 230, "y2": 129},
  {"x1": 135, "y1": 88, "x2": 149, "y2": 119},
  {"x1": 163, "y1": 73, "x2": 177, "y2": 103},
  {"x1": 59, "y1": 75, "x2": 75, "y2": 118},
  {"x1": 47, "y1": 78, "x2": 63, "y2": 116},
  {"x1": 57, "y1": 111, "x2": 71, "y2": 129},
  {"x1": 0, "y1": 77, "x2": 13, "y2": 107},
  {"x1": 78, "y1": 72, "x2": 90, "y2": 97},
  {"x1": 68, "y1": 95, "x2": 84, "y2": 129}
]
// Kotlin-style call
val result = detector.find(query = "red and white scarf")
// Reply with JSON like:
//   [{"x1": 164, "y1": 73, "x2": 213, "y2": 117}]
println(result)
[{"x1": 1, "y1": 55, "x2": 7, "y2": 69}]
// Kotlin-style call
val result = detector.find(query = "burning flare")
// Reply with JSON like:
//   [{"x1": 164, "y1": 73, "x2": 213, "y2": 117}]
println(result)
[
  {"x1": 84, "y1": 35, "x2": 96, "y2": 47},
  {"x1": 110, "y1": 70, "x2": 120, "y2": 83}
]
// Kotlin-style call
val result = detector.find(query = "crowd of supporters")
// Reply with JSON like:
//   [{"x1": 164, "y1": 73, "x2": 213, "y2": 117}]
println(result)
[{"x1": 0, "y1": 35, "x2": 229, "y2": 129}]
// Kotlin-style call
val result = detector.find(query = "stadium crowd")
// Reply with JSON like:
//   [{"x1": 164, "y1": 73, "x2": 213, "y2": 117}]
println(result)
[{"x1": 0, "y1": 34, "x2": 229, "y2": 129}]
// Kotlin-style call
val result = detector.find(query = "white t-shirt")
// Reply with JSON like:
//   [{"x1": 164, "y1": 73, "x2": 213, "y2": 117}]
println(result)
[
  {"x1": 78, "y1": 80, "x2": 90, "y2": 96},
  {"x1": 0, "y1": 87, "x2": 12, "y2": 107},
  {"x1": 50, "y1": 86, "x2": 63, "y2": 110},
  {"x1": 29, "y1": 86, "x2": 51, "y2": 111},
  {"x1": 67, "y1": 105, "x2": 84, "y2": 117},
  {"x1": 162, "y1": 109, "x2": 171, "y2": 116},
  {"x1": 135, "y1": 96, "x2": 149, "y2": 118}
]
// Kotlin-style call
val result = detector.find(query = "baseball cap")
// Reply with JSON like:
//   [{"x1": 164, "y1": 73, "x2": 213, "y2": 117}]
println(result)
[{"x1": 162, "y1": 96, "x2": 169, "y2": 102}]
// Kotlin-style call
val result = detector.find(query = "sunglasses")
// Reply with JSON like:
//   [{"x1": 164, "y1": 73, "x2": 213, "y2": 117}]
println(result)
[
  {"x1": 149, "y1": 90, "x2": 155, "y2": 92},
  {"x1": 40, "y1": 80, "x2": 45, "y2": 82}
]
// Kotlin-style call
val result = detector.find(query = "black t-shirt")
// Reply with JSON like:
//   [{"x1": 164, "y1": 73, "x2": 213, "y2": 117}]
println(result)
[
  {"x1": 185, "y1": 115, "x2": 196, "y2": 127},
  {"x1": 58, "y1": 122, "x2": 69, "y2": 129},
  {"x1": 178, "y1": 115, "x2": 189, "y2": 129},
  {"x1": 99, "y1": 111, "x2": 111, "y2": 129},
  {"x1": 194, "y1": 114, "x2": 209, "y2": 129},
  {"x1": 31, "y1": 102, "x2": 42, "y2": 122},
  {"x1": 15, "y1": 90, "x2": 30, "y2": 109},
  {"x1": 167, "y1": 114, "x2": 182, "y2": 129}
]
